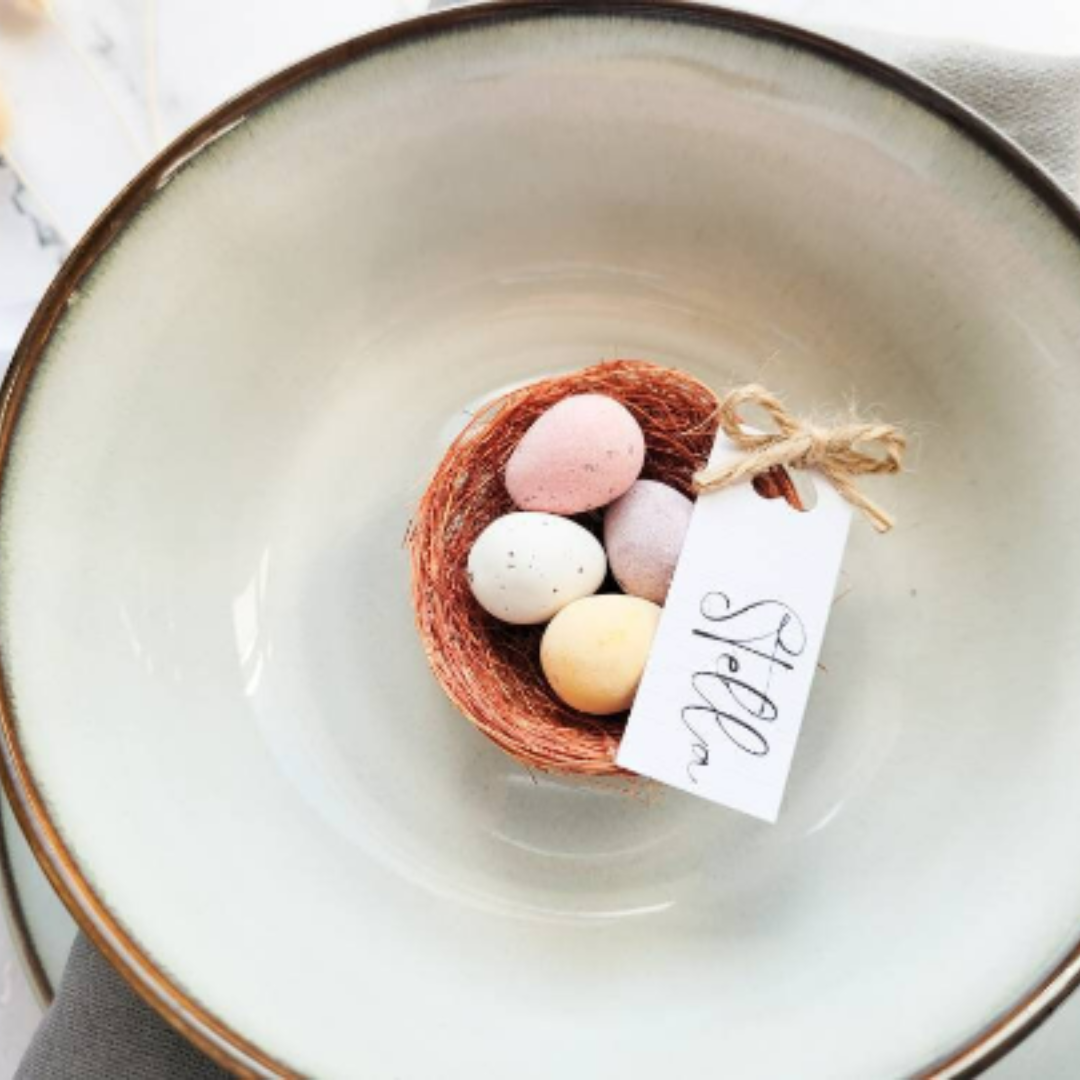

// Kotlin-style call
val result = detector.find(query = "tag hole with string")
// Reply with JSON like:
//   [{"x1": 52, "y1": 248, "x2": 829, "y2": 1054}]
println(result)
[{"x1": 735, "y1": 400, "x2": 819, "y2": 513}]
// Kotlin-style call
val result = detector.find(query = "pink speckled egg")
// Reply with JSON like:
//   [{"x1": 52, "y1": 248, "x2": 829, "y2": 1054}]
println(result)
[
  {"x1": 505, "y1": 394, "x2": 645, "y2": 514},
  {"x1": 604, "y1": 480, "x2": 693, "y2": 604}
]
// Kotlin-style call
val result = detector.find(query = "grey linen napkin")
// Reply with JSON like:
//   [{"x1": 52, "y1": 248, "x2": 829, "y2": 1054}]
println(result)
[
  {"x1": 16, "y1": 938, "x2": 229, "y2": 1079},
  {"x1": 851, "y1": 30, "x2": 1080, "y2": 195},
  {"x1": 14, "y1": 30, "x2": 1080, "y2": 1080}
]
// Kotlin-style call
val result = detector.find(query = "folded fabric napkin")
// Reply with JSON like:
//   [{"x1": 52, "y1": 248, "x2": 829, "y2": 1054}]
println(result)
[
  {"x1": 14, "y1": 27, "x2": 1080, "y2": 1080},
  {"x1": 16, "y1": 937, "x2": 229, "y2": 1079},
  {"x1": 850, "y1": 29, "x2": 1080, "y2": 194}
]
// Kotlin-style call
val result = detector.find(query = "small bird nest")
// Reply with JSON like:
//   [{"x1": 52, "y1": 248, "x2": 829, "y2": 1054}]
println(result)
[{"x1": 408, "y1": 360, "x2": 724, "y2": 776}]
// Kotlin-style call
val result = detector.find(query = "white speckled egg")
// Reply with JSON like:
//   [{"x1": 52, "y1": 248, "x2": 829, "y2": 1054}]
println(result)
[
  {"x1": 467, "y1": 512, "x2": 606, "y2": 625},
  {"x1": 604, "y1": 480, "x2": 694, "y2": 604},
  {"x1": 540, "y1": 594, "x2": 662, "y2": 715}
]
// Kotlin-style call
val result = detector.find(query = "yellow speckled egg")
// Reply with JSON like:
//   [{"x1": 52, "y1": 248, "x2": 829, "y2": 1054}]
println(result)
[{"x1": 540, "y1": 595, "x2": 661, "y2": 715}]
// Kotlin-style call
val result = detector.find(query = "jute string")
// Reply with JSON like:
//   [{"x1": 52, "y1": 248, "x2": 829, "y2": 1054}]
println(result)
[{"x1": 693, "y1": 384, "x2": 906, "y2": 532}]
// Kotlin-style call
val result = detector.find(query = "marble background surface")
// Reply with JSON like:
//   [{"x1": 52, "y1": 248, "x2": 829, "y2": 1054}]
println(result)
[{"x1": 3, "y1": 1, "x2": 1080, "y2": 1076}]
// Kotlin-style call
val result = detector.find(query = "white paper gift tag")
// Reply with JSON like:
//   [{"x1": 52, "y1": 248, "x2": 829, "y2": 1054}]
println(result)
[{"x1": 616, "y1": 433, "x2": 852, "y2": 822}]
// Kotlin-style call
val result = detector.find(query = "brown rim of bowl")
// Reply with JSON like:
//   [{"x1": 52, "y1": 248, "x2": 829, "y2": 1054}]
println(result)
[
  {"x1": 1, "y1": 1, "x2": 1079, "y2": 1076},
  {"x1": 0, "y1": 794, "x2": 54, "y2": 1007}
]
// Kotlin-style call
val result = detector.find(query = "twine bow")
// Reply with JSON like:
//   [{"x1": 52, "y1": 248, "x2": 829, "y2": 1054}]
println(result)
[{"x1": 693, "y1": 385, "x2": 906, "y2": 533}]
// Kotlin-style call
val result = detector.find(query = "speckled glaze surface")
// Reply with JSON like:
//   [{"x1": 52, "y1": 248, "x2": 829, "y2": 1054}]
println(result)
[{"x1": 3, "y1": 3, "x2": 1080, "y2": 1078}]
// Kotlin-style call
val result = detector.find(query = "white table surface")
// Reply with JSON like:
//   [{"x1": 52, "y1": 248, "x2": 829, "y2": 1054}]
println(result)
[{"x1": 2, "y1": 1, "x2": 1080, "y2": 1076}]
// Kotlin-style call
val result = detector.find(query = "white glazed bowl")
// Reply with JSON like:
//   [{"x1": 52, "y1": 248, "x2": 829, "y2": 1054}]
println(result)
[{"x1": 3, "y1": 4, "x2": 1080, "y2": 1077}]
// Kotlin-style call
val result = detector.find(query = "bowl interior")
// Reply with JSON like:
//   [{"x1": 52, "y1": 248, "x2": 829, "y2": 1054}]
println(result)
[{"x1": 4, "y1": 7, "x2": 1080, "y2": 1078}]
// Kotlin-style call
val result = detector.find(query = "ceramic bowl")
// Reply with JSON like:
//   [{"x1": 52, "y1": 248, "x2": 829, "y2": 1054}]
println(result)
[
  {"x1": 0, "y1": 793, "x2": 75, "y2": 1004},
  {"x1": 4, "y1": 3, "x2": 1080, "y2": 1077}
]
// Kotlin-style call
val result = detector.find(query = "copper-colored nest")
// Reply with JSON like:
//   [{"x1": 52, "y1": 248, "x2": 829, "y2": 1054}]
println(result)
[{"x1": 409, "y1": 360, "x2": 726, "y2": 776}]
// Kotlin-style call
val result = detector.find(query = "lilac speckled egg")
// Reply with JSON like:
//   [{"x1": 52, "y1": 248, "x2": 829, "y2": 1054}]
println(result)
[
  {"x1": 505, "y1": 394, "x2": 645, "y2": 514},
  {"x1": 604, "y1": 480, "x2": 693, "y2": 604}
]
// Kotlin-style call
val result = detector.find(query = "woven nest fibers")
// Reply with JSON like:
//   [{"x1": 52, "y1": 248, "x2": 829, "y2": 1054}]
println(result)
[{"x1": 408, "y1": 360, "x2": 725, "y2": 776}]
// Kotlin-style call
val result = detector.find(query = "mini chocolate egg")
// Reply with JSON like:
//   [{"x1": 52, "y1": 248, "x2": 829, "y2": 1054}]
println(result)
[
  {"x1": 467, "y1": 512, "x2": 606, "y2": 625},
  {"x1": 604, "y1": 480, "x2": 693, "y2": 604},
  {"x1": 505, "y1": 394, "x2": 645, "y2": 514},
  {"x1": 540, "y1": 595, "x2": 661, "y2": 715}
]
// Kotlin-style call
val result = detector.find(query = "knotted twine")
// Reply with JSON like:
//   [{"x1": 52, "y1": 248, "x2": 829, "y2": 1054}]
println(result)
[{"x1": 693, "y1": 384, "x2": 907, "y2": 532}]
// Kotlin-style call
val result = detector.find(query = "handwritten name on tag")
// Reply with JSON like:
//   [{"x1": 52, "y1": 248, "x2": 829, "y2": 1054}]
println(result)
[{"x1": 616, "y1": 433, "x2": 851, "y2": 822}]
